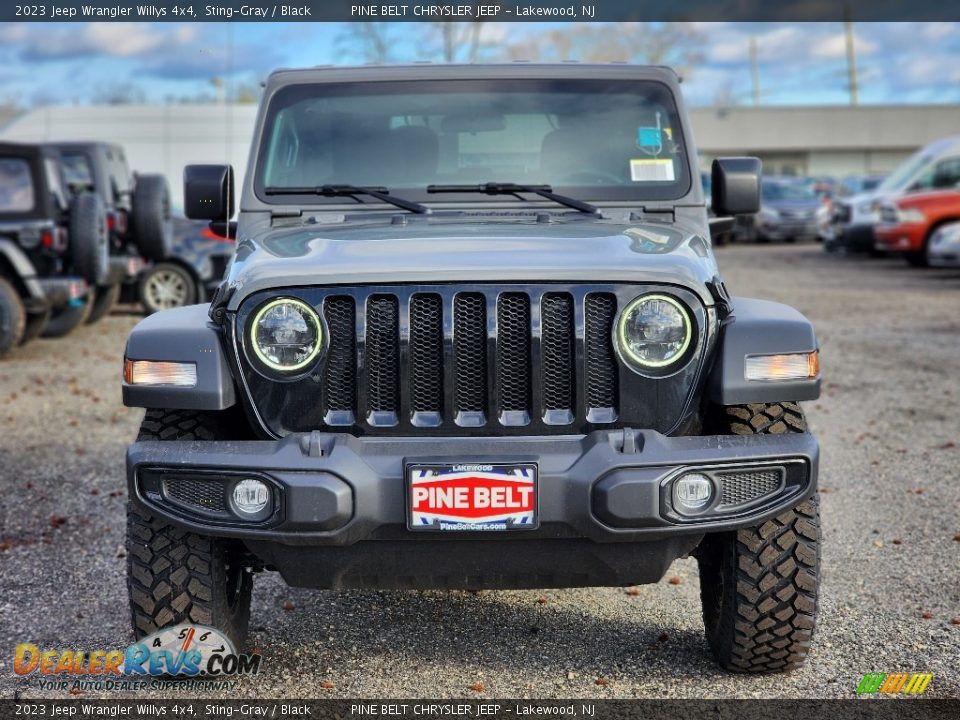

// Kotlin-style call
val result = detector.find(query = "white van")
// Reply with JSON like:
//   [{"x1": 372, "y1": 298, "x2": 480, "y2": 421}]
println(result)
[{"x1": 827, "y1": 135, "x2": 960, "y2": 252}]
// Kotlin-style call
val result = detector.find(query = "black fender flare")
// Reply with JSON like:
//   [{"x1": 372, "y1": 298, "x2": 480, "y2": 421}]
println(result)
[
  {"x1": 122, "y1": 303, "x2": 236, "y2": 410},
  {"x1": 708, "y1": 296, "x2": 820, "y2": 405},
  {"x1": 0, "y1": 237, "x2": 46, "y2": 303}
]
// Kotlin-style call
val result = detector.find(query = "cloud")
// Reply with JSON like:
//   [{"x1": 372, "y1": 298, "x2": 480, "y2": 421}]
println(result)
[
  {"x1": 20, "y1": 23, "x2": 167, "y2": 61},
  {"x1": 810, "y1": 32, "x2": 877, "y2": 59}
]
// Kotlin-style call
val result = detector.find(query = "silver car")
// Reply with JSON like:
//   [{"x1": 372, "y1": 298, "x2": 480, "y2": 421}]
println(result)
[{"x1": 928, "y1": 220, "x2": 960, "y2": 267}]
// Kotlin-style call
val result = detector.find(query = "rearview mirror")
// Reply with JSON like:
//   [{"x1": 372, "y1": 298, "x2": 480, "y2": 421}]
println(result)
[
  {"x1": 184, "y1": 164, "x2": 234, "y2": 221},
  {"x1": 711, "y1": 157, "x2": 761, "y2": 216}
]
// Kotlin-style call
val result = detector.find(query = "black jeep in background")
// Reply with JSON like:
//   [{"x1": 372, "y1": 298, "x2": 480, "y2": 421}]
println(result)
[
  {"x1": 0, "y1": 142, "x2": 102, "y2": 355},
  {"x1": 51, "y1": 141, "x2": 173, "y2": 326}
]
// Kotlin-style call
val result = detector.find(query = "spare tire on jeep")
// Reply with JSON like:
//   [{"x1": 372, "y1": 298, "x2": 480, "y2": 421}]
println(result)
[
  {"x1": 69, "y1": 192, "x2": 109, "y2": 286},
  {"x1": 131, "y1": 174, "x2": 173, "y2": 261}
]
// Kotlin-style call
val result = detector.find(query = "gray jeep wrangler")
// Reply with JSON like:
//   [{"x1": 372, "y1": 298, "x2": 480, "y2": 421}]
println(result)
[{"x1": 122, "y1": 64, "x2": 821, "y2": 672}]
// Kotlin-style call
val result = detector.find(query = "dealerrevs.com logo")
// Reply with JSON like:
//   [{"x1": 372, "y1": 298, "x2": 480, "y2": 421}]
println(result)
[
  {"x1": 14, "y1": 624, "x2": 261, "y2": 690},
  {"x1": 856, "y1": 672, "x2": 933, "y2": 695}
]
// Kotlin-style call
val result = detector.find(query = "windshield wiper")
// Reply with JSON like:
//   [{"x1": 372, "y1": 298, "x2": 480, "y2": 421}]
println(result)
[
  {"x1": 427, "y1": 182, "x2": 599, "y2": 215},
  {"x1": 264, "y1": 184, "x2": 429, "y2": 214}
]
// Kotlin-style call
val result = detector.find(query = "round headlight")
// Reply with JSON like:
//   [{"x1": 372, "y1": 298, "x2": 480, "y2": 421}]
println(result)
[
  {"x1": 249, "y1": 298, "x2": 322, "y2": 372},
  {"x1": 616, "y1": 294, "x2": 692, "y2": 369}
]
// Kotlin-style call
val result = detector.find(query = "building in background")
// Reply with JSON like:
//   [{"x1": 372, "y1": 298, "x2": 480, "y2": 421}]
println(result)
[
  {"x1": 3, "y1": 103, "x2": 960, "y2": 204},
  {"x1": 691, "y1": 105, "x2": 960, "y2": 177}
]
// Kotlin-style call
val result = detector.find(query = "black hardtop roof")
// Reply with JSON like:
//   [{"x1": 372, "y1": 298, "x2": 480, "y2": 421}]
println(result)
[{"x1": 0, "y1": 141, "x2": 56, "y2": 161}]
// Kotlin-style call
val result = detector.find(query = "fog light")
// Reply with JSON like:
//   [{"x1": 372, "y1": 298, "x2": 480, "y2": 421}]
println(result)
[
  {"x1": 673, "y1": 473, "x2": 714, "y2": 515},
  {"x1": 231, "y1": 479, "x2": 270, "y2": 516}
]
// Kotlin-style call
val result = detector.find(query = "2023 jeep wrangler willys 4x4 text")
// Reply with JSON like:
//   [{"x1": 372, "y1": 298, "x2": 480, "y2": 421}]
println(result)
[{"x1": 121, "y1": 64, "x2": 822, "y2": 672}]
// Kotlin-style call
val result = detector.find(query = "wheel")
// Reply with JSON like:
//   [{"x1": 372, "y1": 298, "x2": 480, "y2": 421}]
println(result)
[
  {"x1": 86, "y1": 283, "x2": 121, "y2": 325},
  {"x1": 138, "y1": 263, "x2": 196, "y2": 314},
  {"x1": 697, "y1": 402, "x2": 821, "y2": 673},
  {"x1": 69, "y1": 192, "x2": 109, "y2": 285},
  {"x1": 40, "y1": 295, "x2": 93, "y2": 339},
  {"x1": 131, "y1": 174, "x2": 173, "y2": 261},
  {"x1": 21, "y1": 309, "x2": 50, "y2": 345},
  {"x1": 0, "y1": 277, "x2": 26, "y2": 358},
  {"x1": 127, "y1": 409, "x2": 253, "y2": 648}
]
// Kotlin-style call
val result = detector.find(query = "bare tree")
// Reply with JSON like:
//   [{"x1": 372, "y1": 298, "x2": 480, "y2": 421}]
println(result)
[
  {"x1": 90, "y1": 82, "x2": 146, "y2": 105},
  {"x1": 336, "y1": 22, "x2": 396, "y2": 64},
  {"x1": 422, "y1": 21, "x2": 488, "y2": 63},
  {"x1": 505, "y1": 23, "x2": 705, "y2": 80}
]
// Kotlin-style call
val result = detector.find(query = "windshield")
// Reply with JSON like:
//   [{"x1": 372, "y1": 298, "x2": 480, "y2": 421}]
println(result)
[
  {"x1": 762, "y1": 181, "x2": 816, "y2": 202},
  {"x1": 0, "y1": 158, "x2": 35, "y2": 213},
  {"x1": 256, "y1": 78, "x2": 691, "y2": 204},
  {"x1": 878, "y1": 151, "x2": 931, "y2": 193}
]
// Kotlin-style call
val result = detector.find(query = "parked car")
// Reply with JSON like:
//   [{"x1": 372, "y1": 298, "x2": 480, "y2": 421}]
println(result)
[
  {"x1": 739, "y1": 177, "x2": 821, "y2": 242},
  {"x1": 836, "y1": 174, "x2": 885, "y2": 198},
  {"x1": 48, "y1": 141, "x2": 173, "y2": 324},
  {"x1": 875, "y1": 190, "x2": 960, "y2": 266},
  {"x1": 0, "y1": 142, "x2": 96, "y2": 354},
  {"x1": 129, "y1": 216, "x2": 234, "y2": 314},
  {"x1": 827, "y1": 136, "x2": 960, "y2": 253},
  {"x1": 927, "y1": 220, "x2": 960, "y2": 267},
  {"x1": 121, "y1": 64, "x2": 822, "y2": 673}
]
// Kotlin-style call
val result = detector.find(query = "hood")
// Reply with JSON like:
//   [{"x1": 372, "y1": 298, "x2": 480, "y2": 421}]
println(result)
[{"x1": 224, "y1": 216, "x2": 719, "y2": 310}]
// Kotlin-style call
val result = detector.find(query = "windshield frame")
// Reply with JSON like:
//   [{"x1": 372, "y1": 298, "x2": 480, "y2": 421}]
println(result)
[{"x1": 251, "y1": 77, "x2": 694, "y2": 209}]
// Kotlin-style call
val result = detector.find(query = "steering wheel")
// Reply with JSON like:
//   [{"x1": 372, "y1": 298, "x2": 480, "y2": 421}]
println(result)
[{"x1": 557, "y1": 170, "x2": 623, "y2": 186}]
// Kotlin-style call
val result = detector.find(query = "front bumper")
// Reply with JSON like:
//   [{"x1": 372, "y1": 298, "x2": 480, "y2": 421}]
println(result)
[
  {"x1": 874, "y1": 225, "x2": 924, "y2": 253},
  {"x1": 128, "y1": 429, "x2": 817, "y2": 542},
  {"x1": 830, "y1": 223, "x2": 876, "y2": 251},
  {"x1": 128, "y1": 429, "x2": 817, "y2": 589}
]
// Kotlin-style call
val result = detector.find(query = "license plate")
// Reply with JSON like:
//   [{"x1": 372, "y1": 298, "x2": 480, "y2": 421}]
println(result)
[{"x1": 407, "y1": 463, "x2": 538, "y2": 532}]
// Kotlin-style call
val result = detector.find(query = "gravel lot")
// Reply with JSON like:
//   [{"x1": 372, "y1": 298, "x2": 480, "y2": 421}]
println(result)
[{"x1": 1, "y1": 243, "x2": 958, "y2": 700}]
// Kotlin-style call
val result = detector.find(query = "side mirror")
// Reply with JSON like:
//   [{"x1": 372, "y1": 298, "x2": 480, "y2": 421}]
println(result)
[
  {"x1": 711, "y1": 157, "x2": 761, "y2": 216},
  {"x1": 184, "y1": 164, "x2": 234, "y2": 221}
]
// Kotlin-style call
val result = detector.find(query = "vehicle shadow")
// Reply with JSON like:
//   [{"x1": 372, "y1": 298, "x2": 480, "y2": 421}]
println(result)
[{"x1": 249, "y1": 580, "x2": 728, "y2": 683}]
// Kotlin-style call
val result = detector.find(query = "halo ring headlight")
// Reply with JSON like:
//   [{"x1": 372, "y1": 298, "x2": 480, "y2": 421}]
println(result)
[
  {"x1": 249, "y1": 297, "x2": 322, "y2": 372},
  {"x1": 616, "y1": 293, "x2": 693, "y2": 370}
]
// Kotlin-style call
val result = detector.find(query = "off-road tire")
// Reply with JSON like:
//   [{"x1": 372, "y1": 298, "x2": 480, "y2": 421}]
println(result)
[
  {"x1": 698, "y1": 402, "x2": 821, "y2": 673},
  {"x1": 132, "y1": 175, "x2": 173, "y2": 261},
  {"x1": 0, "y1": 277, "x2": 26, "y2": 358},
  {"x1": 40, "y1": 295, "x2": 93, "y2": 339},
  {"x1": 126, "y1": 409, "x2": 253, "y2": 649},
  {"x1": 69, "y1": 192, "x2": 109, "y2": 285},
  {"x1": 86, "y1": 283, "x2": 121, "y2": 325},
  {"x1": 21, "y1": 309, "x2": 50, "y2": 345}
]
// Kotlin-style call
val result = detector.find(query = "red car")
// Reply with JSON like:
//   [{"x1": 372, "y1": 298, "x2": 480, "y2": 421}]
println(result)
[{"x1": 875, "y1": 190, "x2": 960, "y2": 266}]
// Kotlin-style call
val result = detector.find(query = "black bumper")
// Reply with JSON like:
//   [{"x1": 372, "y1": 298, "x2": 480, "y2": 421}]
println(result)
[
  {"x1": 127, "y1": 429, "x2": 818, "y2": 588},
  {"x1": 831, "y1": 224, "x2": 875, "y2": 252}
]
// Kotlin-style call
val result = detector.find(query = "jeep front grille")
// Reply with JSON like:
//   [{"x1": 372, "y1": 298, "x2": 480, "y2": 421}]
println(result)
[
  {"x1": 317, "y1": 287, "x2": 619, "y2": 431},
  {"x1": 237, "y1": 283, "x2": 709, "y2": 437}
]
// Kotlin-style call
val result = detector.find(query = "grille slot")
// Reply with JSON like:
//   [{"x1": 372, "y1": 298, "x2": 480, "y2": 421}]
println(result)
[
  {"x1": 409, "y1": 293, "x2": 444, "y2": 424},
  {"x1": 541, "y1": 293, "x2": 575, "y2": 423},
  {"x1": 365, "y1": 295, "x2": 400, "y2": 425},
  {"x1": 496, "y1": 293, "x2": 532, "y2": 424},
  {"x1": 717, "y1": 469, "x2": 783, "y2": 508},
  {"x1": 163, "y1": 477, "x2": 226, "y2": 514},
  {"x1": 453, "y1": 293, "x2": 488, "y2": 423},
  {"x1": 584, "y1": 293, "x2": 618, "y2": 422},
  {"x1": 322, "y1": 296, "x2": 357, "y2": 425}
]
